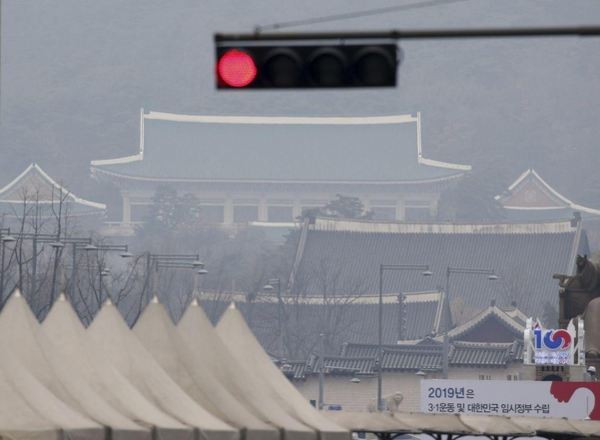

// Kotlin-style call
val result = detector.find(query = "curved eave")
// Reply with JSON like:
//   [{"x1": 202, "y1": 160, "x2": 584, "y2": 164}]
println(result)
[
  {"x1": 440, "y1": 307, "x2": 525, "y2": 342},
  {"x1": 1, "y1": 164, "x2": 106, "y2": 210},
  {"x1": 90, "y1": 166, "x2": 468, "y2": 186},
  {"x1": 503, "y1": 204, "x2": 600, "y2": 217}
]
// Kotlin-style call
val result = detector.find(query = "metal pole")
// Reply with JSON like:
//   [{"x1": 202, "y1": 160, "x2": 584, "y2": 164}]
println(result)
[
  {"x1": 145, "y1": 253, "x2": 151, "y2": 301},
  {"x1": 377, "y1": 263, "x2": 384, "y2": 411},
  {"x1": 70, "y1": 243, "x2": 76, "y2": 298},
  {"x1": 318, "y1": 332, "x2": 324, "y2": 410},
  {"x1": 152, "y1": 259, "x2": 158, "y2": 298},
  {"x1": 277, "y1": 280, "x2": 283, "y2": 360},
  {"x1": 0, "y1": 241, "x2": 5, "y2": 303},
  {"x1": 31, "y1": 236, "x2": 37, "y2": 298},
  {"x1": 98, "y1": 264, "x2": 102, "y2": 303},
  {"x1": 443, "y1": 267, "x2": 450, "y2": 379},
  {"x1": 216, "y1": 25, "x2": 600, "y2": 43}
]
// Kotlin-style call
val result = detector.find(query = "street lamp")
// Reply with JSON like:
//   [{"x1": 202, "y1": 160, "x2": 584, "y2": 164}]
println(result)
[
  {"x1": 442, "y1": 266, "x2": 498, "y2": 379},
  {"x1": 377, "y1": 264, "x2": 432, "y2": 411},
  {"x1": 85, "y1": 244, "x2": 132, "y2": 303},
  {"x1": 0, "y1": 229, "x2": 15, "y2": 303},
  {"x1": 263, "y1": 278, "x2": 283, "y2": 361},
  {"x1": 145, "y1": 253, "x2": 208, "y2": 302},
  {"x1": 9, "y1": 233, "x2": 92, "y2": 301}
]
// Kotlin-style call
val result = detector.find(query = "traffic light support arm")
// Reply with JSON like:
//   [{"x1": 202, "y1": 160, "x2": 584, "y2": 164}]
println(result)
[{"x1": 216, "y1": 25, "x2": 600, "y2": 43}]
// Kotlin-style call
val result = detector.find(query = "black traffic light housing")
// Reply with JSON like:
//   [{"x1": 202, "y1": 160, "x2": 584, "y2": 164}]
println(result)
[{"x1": 215, "y1": 41, "x2": 399, "y2": 89}]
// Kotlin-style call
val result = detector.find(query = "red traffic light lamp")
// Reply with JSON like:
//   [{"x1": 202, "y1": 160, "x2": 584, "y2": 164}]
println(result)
[
  {"x1": 215, "y1": 42, "x2": 398, "y2": 89},
  {"x1": 217, "y1": 49, "x2": 258, "y2": 88}
]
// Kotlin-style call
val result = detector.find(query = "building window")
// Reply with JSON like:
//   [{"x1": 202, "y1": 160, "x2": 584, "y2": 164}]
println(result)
[
  {"x1": 130, "y1": 204, "x2": 151, "y2": 222},
  {"x1": 233, "y1": 206, "x2": 259, "y2": 223},
  {"x1": 200, "y1": 205, "x2": 224, "y2": 223},
  {"x1": 268, "y1": 206, "x2": 294, "y2": 222},
  {"x1": 372, "y1": 207, "x2": 396, "y2": 220},
  {"x1": 479, "y1": 374, "x2": 492, "y2": 380},
  {"x1": 405, "y1": 200, "x2": 431, "y2": 221}
]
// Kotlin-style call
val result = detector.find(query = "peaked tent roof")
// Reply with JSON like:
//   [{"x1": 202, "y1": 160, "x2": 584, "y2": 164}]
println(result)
[
  {"x1": 42, "y1": 294, "x2": 194, "y2": 440},
  {"x1": 216, "y1": 304, "x2": 349, "y2": 440},
  {"x1": 495, "y1": 169, "x2": 600, "y2": 221},
  {"x1": 0, "y1": 163, "x2": 105, "y2": 217},
  {"x1": 291, "y1": 217, "x2": 588, "y2": 320},
  {"x1": 0, "y1": 292, "x2": 149, "y2": 440},
  {"x1": 132, "y1": 298, "x2": 282, "y2": 440},
  {"x1": 91, "y1": 111, "x2": 470, "y2": 184},
  {"x1": 0, "y1": 339, "x2": 102, "y2": 440},
  {"x1": 178, "y1": 298, "x2": 346, "y2": 440},
  {"x1": 87, "y1": 299, "x2": 240, "y2": 440}
]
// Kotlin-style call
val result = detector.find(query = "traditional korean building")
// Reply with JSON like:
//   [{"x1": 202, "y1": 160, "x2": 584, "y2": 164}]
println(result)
[
  {"x1": 496, "y1": 169, "x2": 600, "y2": 222},
  {"x1": 90, "y1": 110, "x2": 470, "y2": 234},
  {"x1": 288, "y1": 302, "x2": 527, "y2": 412},
  {"x1": 290, "y1": 216, "x2": 589, "y2": 322},
  {"x1": 0, "y1": 163, "x2": 105, "y2": 225}
]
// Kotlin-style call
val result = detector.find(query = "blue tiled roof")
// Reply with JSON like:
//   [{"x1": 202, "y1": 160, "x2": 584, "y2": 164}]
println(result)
[{"x1": 92, "y1": 114, "x2": 469, "y2": 183}]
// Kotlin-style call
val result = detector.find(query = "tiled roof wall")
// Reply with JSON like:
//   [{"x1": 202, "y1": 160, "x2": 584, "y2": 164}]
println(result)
[
  {"x1": 297, "y1": 230, "x2": 583, "y2": 319},
  {"x1": 293, "y1": 341, "x2": 524, "y2": 380}
]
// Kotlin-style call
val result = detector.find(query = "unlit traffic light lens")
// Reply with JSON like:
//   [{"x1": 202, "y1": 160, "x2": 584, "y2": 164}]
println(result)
[
  {"x1": 217, "y1": 49, "x2": 257, "y2": 87},
  {"x1": 353, "y1": 47, "x2": 396, "y2": 86},
  {"x1": 262, "y1": 49, "x2": 303, "y2": 87},
  {"x1": 308, "y1": 48, "x2": 347, "y2": 87}
]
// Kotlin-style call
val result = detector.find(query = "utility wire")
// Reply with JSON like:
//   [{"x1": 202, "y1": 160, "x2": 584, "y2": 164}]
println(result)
[{"x1": 254, "y1": 0, "x2": 471, "y2": 33}]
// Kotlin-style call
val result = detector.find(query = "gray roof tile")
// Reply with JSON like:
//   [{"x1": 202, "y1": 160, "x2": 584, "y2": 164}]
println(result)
[
  {"x1": 295, "y1": 227, "x2": 588, "y2": 319},
  {"x1": 92, "y1": 115, "x2": 468, "y2": 183}
]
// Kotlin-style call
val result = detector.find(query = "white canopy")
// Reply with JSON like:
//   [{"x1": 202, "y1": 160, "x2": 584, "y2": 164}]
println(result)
[
  {"x1": 325, "y1": 412, "x2": 600, "y2": 438},
  {"x1": 0, "y1": 292, "x2": 149, "y2": 440},
  {"x1": 133, "y1": 297, "x2": 281, "y2": 440},
  {"x1": 177, "y1": 299, "x2": 321, "y2": 440},
  {"x1": 87, "y1": 298, "x2": 239, "y2": 440},
  {"x1": 42, "y1": 294, "x2": 195, "y2": 440},
  {"x1": 0, "y1": 339, "x2": 101, "y2": 440},
  {"x1": 215, "y1": 303, "x2": 350, "y2": 440}
]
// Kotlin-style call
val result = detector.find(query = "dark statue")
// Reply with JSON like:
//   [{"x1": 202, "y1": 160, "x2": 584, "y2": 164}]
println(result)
[{"x1": 553, "y1": 251, "x2": 600, "y2": 357}]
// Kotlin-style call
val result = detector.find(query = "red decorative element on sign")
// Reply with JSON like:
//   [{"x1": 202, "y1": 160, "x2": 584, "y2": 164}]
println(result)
[{"x1": 550, "y1": 382, "x2": 600, "y2": 420}]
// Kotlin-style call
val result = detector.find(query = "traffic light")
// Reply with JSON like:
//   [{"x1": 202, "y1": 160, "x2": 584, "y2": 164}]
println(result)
[{"x1": 215, "y1": 41, "x2": 399, "y2": 89}]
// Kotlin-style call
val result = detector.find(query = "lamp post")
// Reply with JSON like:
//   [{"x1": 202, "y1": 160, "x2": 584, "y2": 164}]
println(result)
[
  {"x1": 44, "y1": 237, "x2": 94, "y2": 302},
  {"x1": 9, "y1": 233, "x2": 69, "y2": 299},
  {"x1": 442, "y1": 266, "x2": 498, "y2": 379},
  {"x1": 146, "y1": 253, "x2": 206, "y2": 299},
  {"x1": 84, "y1": 244, "x2": 132, "y2": 303},
  {"x1": 377, "y1": 264, "x2": 432, "y2": 411},
  {"x1": 318, "y1": 332, "x2": 325, "y2": 410},
  {"x1": 0, "y1": 229, "x2": 15, "y2": 303},
  {"x1": 263, "y1": 278, "x2": 283, "y2": 361}
]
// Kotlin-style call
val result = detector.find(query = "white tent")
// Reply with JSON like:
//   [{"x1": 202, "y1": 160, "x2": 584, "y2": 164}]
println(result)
[
  {"x1": 0, "y1": 339, "x2": 103, "y2": 440},
  {"x1": 133, "y1": 297, "x2": 282, "y2": 440},
  {"x1": 42, "y1": 294, "x2": 196, "y2": 440},
  {"x1": 214, "y1": 303, "x2": 350, "y2": 440},
  {"x1": 87, "y1": 298, "x2": 240, "y2": 440},
  {"x1": 0, "y1": 292, "x2": 149, "y2": 440},
  {"x1": 177, "y1": 299, "x2": 323, "y2": 440}
]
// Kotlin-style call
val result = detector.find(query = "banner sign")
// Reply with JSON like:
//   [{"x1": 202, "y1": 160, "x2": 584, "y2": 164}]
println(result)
[
  {"x1": 420, "y1": 380, "x2": 600, "y2": 420},
  {"x1": 523, "y1": 318, "x2": 585, "y2": 366}
]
